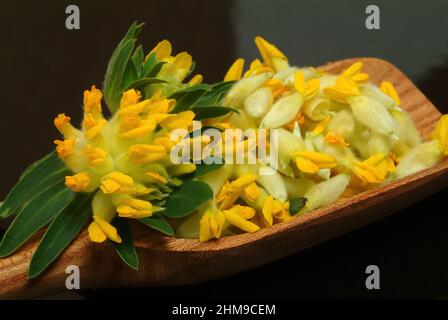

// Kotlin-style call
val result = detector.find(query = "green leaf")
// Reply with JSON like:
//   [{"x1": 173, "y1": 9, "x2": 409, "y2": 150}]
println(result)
[
  {"x1": 111, "y1": 219, "x2": 139, "y2": 270},
  {"x1": 121, "y1": 59, "x2": 139, "y2": 91},
  {"x1": 170, "y1": 85, "x2": 211, "y2": 113},
  {"x1": 103, "y1": 39, "x2": 136, "y2": 113},
  {"x1": 124, "y1": 77, "x2": 166, "y2": 91},
  {"x1": 161, "y1": 180, "x2": 213, "y2": 218},
  {"x1": 195, "y1": 81, "x2": 235, "y2": 106},
  {"x1": 0, "y1": 152, "x2": 70, "y2": 218},
  {"x1": 289, "y1": 197, "x2": 307, "y2": 216},
  {"x1": 140, "y1": 214, "x2": 174, "y2": 236},
  {"x1": 193, "y1": 157, "x2": 224, "y2": 177},
  {"x1": 103, "y1": 22, "x2": 144, "y2": 113},
  {"x1": 0, "y1": 181, "x2": 74, "y2": 257},
  {"x1": 191, "y1": 106, "x2": 239, "y2": 120},
  {"x1": 28, "y1": 193, "x2": 92, "y2": 278},
  {"x1": 141, "y1": 52, "x2": 157, "y2": 77},
  {"x1": 131, "y1": 45, "x2": 144, "y2": 74},
  {"x1": 146, "y1": 61, "x2": 166, "y2": 78}
]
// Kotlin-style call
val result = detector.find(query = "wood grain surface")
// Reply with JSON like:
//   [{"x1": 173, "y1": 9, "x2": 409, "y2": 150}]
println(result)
[{"x1": 1, "y1": 57, "x2": 447, "y2": 299}]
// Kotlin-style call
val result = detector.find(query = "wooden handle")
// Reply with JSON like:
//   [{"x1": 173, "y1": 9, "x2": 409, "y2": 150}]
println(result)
[{"x1": 0, "y1": 230, "x2": 113, "y2": 299}]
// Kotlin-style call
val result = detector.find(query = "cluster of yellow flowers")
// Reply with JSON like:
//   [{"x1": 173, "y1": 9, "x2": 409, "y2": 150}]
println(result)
[
  {"x1": 54, "y1": 35, "x2": 448, "y2": 244},
  {"x1": 54, "y1": 41, "x2": 203, "y2": 243},
  {"x1": 178, "y1": 36, "x2": 448, "y2": 241}
]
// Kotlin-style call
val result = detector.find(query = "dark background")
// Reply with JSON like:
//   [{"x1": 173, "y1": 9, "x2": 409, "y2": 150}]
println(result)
[{"x1": 1, "y1": 0, "x2": 448, "y2": 299}]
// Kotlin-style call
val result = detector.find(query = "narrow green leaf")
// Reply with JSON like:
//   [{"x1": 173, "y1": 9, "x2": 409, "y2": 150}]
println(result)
[
  {"x1": 289, "y1": 197, "x2": 307, "y2": 215},
  {"x1": 28, "y1": 193, "x2": 92, "y2": 278},
  {"x1": 0, "y1": 182, "x2": 74, "y2": 257},
  {"x1": 193, "y1": 157, "x2": 224, "y2": 177},
  {"x1": 124, "y1": 77, "x2": 166, "y2": 91},
  {"x1": 146, "y1": 61, "x2": 167, "y2": 78},
  {"x1": 191, "y1": 106, "x2": 239, "y2": 120},
  {"x1": 0, "y1": 152, "x2": 70, "y2": 218},
  {"x1": 141, "y1": 52, "x2": 157, "y2": 76},
  {"x1": 131, "y1": 45, "x2": 144, "y2": 73},
  {"x1": 111, "y1": 219, "x2": 139, "y2": 270},
  {"x1": 121, "y1": 60, "x2": 139, "y2": 91},
  {"x1": 161, "y1": 180, "x2": 213, "y2": 218},
  {"x1": 104, "y1": 39, "x2": 136, "y2": 113},
  {"x1": 140, "y1": 214, "x2": 174, "y2": 236},
  {"x1": 195, "y1": 81, "x2": 235, "y2": 106},
  {"x1": 170, "y1": 85, "x2": 211, "y2": 113}
]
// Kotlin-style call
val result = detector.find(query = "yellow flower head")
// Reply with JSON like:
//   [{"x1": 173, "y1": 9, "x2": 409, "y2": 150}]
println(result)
[{"x1": 293, "y1": 150, "x2": 338, "y2": 174}]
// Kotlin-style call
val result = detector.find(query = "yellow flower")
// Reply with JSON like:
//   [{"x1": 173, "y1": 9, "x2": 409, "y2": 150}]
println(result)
[
  {"x1": 341, "y1": 62, "x2": 369, "y2": 84},
  {"x1": 65, "y1": 172, "x2": 91, "y2": 192},
  {"x1": 430, "y1": 114, "x2": 448, "y2": 155},
  {"x1": 325, "y1": 132, "x2": 349, "y2": 147},
  {"x1": 222, "y1": 205, "x2": 259, "y2": 232},
  {"x1": 100, "y1": 171, "x2": 134, "y2": 194},
  {"x1": 115, "y1": 196, "x2": 153, "y2": 219},
  {"x1": 380, "y1": 81, "x2": 400, "y2": 106},
  {"x1": 294, "y1": 70, "x2": 320, "y2": 100},
  {"x1": 127, "y1": 144, "x2": 167, "y2": 164},
  {"x1": 243, "y1": 59, "x2": 273, "y2": 78},
  {"x1": 293, "y1": 150, "x2": 338, "y2": 174},
  {"x1": 147, "y1": 39, "x2": 172, "y2": 61},
  {"x1": 88, "y1": 215, "x2": 122, "y2": 243},
  {"x1": 243, "y1": 182, "x2": 260, "y2": 201},
  {"x1": 261, "y1": 196, "x2": 290, "y2": 227},
  {"x1": 216, "y1": 174, "x2": 258, "y2": 210},
  {"x1": 84, "y1": 144, "x2": 108, "y2": 166},
  {"x1": 352, "y1": 153, "x2": 391, "y2": 184},
  {"x1": 224, "y1": 58, "x2": 245, "y2": 81},
  {"x1": 189, "y1": 74, "x2": 203, "y2": 85},
  {"x1": 324, "y1": 62, "x2": 368, "y2": 103},
  {"x1": 254, "y1": 36, "x2": 288, "y2": 72},
  {"x1": 199, "y1": 207, "x2": 226, "y2": 242},
  {"x1": 54, "y1": 139, "x2": 75, "y2": 159},
  {"x1": 160, "y1": 111, "x2": 195, "y2": 131},
  {"x1": 324, "y1": 76, "x2": 359, "y2": 103}
]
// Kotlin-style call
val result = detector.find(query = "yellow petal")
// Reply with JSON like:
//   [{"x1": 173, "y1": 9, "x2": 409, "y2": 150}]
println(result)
[
  {"x1": 54, "y1": 139, "x2": 75, "y2": 159},
  {"x1": 65, "y1": 172, "x2": 90, "y2": 192},
  {"x1": 148, "y1": 39, "x2": 172, "y2": 61},
  {"x1": 243, "y1": 183, "x2": 260, "y2": 201},
  {"x1": 380, "y1": 81, "x2": 400, "y2": 106},
  {"x1": 223, "y1": 209, "x2": 259, "y2": 233},
  {"x1": 262, "y1": 196, "x2": 274, "y2": 227},
  {"x1": 93, "y1": 216, "x2": 122, "y2": 243},
  {"x1": 295, "y1": 156, "x2": 320, "y2": 174},
  {"x1": 88, "y1": 221, "x2": 107, "y2": 243},
  {"x1": 224, "y1": 58, "x2": 245, "y2": 81}
]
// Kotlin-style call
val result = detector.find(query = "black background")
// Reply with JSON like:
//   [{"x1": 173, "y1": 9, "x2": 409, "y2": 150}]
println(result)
[{"x1": 1, "y1": 0, "x2": 448, "y2": 299}]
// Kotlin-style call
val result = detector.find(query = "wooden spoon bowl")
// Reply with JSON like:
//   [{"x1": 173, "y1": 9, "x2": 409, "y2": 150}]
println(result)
[{"x1": 1, "y1": 58, "x2": 447, "y2": 299}]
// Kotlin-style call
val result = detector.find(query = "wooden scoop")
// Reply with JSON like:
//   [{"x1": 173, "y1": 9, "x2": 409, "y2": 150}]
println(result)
[{"x1": 1, "y1": 58, "x2": 447, "y2": 299}]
